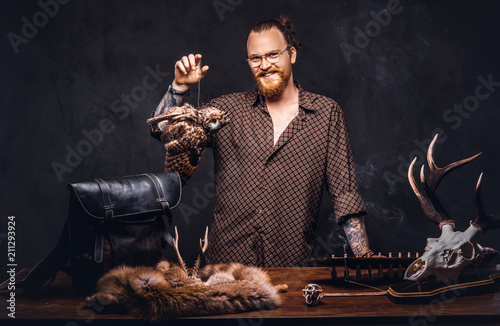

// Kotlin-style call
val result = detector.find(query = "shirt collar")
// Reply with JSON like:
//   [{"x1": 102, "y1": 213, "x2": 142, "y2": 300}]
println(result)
[{"x1": 244, "y1": 80, "x2": 317, "y2": 112}]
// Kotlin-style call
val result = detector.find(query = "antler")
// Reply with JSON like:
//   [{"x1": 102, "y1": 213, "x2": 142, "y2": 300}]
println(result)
[
  {"x1": 192, "y1": 226, "x2": 209, "y2": 277},
  {"x1": 425, "y1": 134, "x2": 482, "y2": 191},
  {"x1": 408, "y1": 134, "x2": 481, "y2": 227},
  {"x1": 472, "y1": 173, "x2": 500, "y2": 233},
  {"x1": 172, "y1": 226, "x2": 209, "y2": 278},
  {"x1": 173, "y1": 226, "x2": 188, "y2": 274}
]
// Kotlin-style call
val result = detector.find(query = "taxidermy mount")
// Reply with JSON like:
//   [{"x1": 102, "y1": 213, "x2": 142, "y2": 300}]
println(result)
[{"x1": 147, "y1": 104, "x2": 229, "y2": 185}]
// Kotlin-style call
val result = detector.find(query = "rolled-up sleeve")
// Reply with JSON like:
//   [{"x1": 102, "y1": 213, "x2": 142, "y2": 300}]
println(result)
[{"x1": 325, "y1": 106, "x2": 367, "y2": 224}]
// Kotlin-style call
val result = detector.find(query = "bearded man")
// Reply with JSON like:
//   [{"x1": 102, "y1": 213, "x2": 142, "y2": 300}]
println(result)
[{"x1": 151, "y1": 17, "x2": 374, "y2": 267}]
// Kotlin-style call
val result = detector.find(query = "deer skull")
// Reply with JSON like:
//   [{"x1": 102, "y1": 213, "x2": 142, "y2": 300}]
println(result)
[
  {"x1": 404, "y1": 134, "x2": 500, "y2": 282},
  {"x1": 405, "y1": 222, "x2": 484, "y2": 282}
]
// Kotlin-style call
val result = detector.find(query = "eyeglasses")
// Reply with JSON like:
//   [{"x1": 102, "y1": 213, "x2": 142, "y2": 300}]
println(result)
[{"x1": 247, "y1": 46, "x2": 290, "y2": 67}]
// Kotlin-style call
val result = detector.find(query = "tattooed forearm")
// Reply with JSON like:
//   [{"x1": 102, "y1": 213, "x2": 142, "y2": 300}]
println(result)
[
  {"x1": 342, "y1": 216, "x2": 370, "y2": 257},
  {"x1": 154, "y1": 90, "x2": 186, "y2": 116}
]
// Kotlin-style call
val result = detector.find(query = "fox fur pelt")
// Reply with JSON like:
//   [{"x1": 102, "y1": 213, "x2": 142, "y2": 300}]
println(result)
[{"x1": 86, "y1": 260, "x2": 287, "y2": 321}]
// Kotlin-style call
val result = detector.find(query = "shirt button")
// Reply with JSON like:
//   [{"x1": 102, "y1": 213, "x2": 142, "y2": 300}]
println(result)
[{"x1": 257, "y1": 209, "x2": 264, "y2": 214}]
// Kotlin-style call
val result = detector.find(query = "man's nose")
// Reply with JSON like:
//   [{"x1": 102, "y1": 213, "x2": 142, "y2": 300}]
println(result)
[{"x1": 260, "y1": 58, "x2": 272, "y2": 70}]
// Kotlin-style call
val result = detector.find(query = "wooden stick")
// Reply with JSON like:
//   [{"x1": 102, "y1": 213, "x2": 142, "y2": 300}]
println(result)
[{"x1": 323, "y1": 291, "x2": 387, "y2": 297}]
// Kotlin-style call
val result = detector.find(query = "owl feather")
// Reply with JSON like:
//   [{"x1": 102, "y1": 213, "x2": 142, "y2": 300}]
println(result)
[{"x1": 147, "y1": 104, "x2": 229, "y2": 185}]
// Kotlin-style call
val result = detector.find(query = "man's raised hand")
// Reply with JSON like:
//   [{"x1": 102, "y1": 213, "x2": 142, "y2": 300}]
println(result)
[{"x1": 173, "y1": 54, "x2": 209, "y2": 91}]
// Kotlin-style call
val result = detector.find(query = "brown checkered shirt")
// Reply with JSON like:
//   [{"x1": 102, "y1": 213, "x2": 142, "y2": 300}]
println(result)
[{"x1": 153, "y1": 82, "x2": 366, "y2": 267}]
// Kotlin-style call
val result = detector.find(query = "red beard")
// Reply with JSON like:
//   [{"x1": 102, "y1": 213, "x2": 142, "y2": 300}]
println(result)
[{"x1": 254, "y1": 67, "x2": 291, "y2": 98}]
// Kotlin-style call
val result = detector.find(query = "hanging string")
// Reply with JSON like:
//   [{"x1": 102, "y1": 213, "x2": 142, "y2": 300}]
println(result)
[{"x1": 197, "y1": 60, "x2": 201, "y2": 107}]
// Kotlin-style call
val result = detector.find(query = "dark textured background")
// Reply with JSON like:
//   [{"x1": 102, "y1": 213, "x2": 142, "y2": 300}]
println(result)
[{"x1": 1, "y1": 0, "x2": 500, "y2": 271}]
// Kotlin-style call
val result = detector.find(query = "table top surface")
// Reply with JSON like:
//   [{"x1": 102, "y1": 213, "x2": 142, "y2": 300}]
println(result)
[{"x1": 2, "y1": 266, "x2": 500, "y2": 325}]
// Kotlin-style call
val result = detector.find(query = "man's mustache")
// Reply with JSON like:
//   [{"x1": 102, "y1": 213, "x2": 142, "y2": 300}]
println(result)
[{"x1": 256, "y1": 69, "x2": 283, "y2": 78}]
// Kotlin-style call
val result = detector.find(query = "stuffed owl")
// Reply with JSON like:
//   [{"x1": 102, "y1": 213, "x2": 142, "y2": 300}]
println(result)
[{"x1": 147, "y1": 103, "x2": 229, "y2": 185}]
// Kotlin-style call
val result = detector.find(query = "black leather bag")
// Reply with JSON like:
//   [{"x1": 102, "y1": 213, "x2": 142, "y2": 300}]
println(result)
[{"x1": 18, "y1": 172, "x2": 182, "y2": 294}]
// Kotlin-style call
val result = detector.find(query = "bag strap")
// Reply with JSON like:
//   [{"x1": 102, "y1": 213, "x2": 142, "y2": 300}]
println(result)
[
  {"x1": 0, "y1": 220, "x2": 71, "y2": 294},
  {"x1": 144, "y1": 173, "x2": 174, "y2": 246},
  {"x1": 94, "y1": 178, "x2": 114, "y2": 263},
  {"x1": 158, "y1": 212, "x2": 174, "y2": 246}
]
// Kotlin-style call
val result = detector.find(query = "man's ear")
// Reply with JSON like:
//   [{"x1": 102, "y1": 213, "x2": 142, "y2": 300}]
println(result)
[{"x1": 290, "y1": 46, "x2": 297, "y2": 64}]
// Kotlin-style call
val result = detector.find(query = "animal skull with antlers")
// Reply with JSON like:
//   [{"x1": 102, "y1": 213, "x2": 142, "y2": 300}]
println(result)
[{"x1": 404, "y1": 134, "x2": 500, "y2": 283}]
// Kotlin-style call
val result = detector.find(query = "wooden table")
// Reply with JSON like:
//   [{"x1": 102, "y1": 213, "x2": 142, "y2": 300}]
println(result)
[{"x1": 2, "y1": 267, "x2": 500, "y2": 325}]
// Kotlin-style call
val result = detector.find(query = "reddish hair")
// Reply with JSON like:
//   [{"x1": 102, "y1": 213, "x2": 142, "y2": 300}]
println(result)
[{"x1": 248, "y1": 16, "x2": 302, "y2": 50}]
